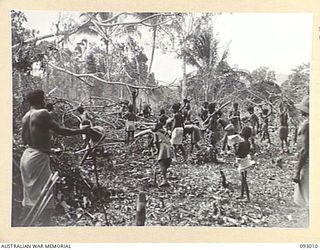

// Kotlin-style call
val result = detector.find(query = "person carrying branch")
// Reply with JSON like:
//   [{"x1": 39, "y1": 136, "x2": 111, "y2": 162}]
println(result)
[
  {"x1": 170, "y1": 103, "x2": 187, "y2": 162},
  {"x1": 153, "y1": 122, "x2": 174, "y2": 187},
  {"x1": 203, "y1": 103, "x2": 223, "y2": 161},
  {"x1": 19, "y1": 89, "x2": 91, "y2": 226},
  {"x1": 293, "y1": 96, "x2": 309, "y2": 208},
  {"x1": 124, "y1": 104, "x2": 137, "y2": 144}
]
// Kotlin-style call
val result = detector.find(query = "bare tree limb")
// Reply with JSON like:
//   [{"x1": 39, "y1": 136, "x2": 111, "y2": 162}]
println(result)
[
  {"x1": 94, "y1": 13, "x2": 174, "y2": 28},
  {"x1": 100, "y1": 12, "x2": 128, "y2": 24},
  {"x1": 12, "y1": 19, "x2": 92, "y2": 50},
  {"x1": 48, "y1": 63, "x2": 160, "y2": 90},
  {"x1": 88, "y1": 96, "x2": 117, "y2": 103},
  {"x1": 12, "y1": 13, "x2": 173, "y2": 50}
]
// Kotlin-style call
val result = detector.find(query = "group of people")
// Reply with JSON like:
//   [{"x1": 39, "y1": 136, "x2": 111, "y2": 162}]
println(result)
[
  {"x1": 124, "y1": 97, "x2": 309, "y2": 204},
  {"x1": 17, "y1": 89, "x2": 309, "y2": 226}
]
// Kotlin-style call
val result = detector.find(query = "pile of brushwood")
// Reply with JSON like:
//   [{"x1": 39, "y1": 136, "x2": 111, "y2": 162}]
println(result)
[{"x1": 12, "y1": 100, "x2": 308, "y2": 227}]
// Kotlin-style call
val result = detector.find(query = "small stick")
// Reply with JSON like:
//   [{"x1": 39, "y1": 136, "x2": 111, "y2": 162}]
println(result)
[
  {"x1": 29, "y1": 193, "x2": 53, "y2": 226},
  {"x1": 28, "y1": 174, "x2": 59, "y2": 226}
]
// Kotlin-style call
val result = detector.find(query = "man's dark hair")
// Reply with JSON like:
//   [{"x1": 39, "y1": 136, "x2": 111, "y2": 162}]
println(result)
[
  {"x1": 241, "y1": 126, "x2": 252, "y2": 140},
  {"x1": 128, "y1": 104, "x2": 134, "y2": 112},
  {"x1": 203, "y1": 101, "x2": 209, "y2": 107},
  {"x1": 26, "y1": 89, "x2": 45, "y2": 106},
  {"x1": 262, "y1": 108, "x2": 269, "y2": 115},
  {"x1": 247, "y1": 106, "x2": 254, "y2": 113},
  {"x1": 183, "y1": 98, "x2": 190, "y2": 104},
  {"x1": 172, "y1": 103, "x2": 180, "y2": 112},
  {"x1": 159, "y1": 116, "x2": 167, "y2": 125},
  {"x1": 77, "y1": 106, "x2": 84, "y2": 114},
  {"x1": 217, "y1": 118, "x2": 228, "y2": 128},
  {"x1": 81, "y1": 120, "x2": 91, "y2": 126},
  {"x1": 208, "y1": 102, "x2": 216, "y2": 113},
  {"x1": 46, "y1": 102, "x2": 54, "y2": 111}
]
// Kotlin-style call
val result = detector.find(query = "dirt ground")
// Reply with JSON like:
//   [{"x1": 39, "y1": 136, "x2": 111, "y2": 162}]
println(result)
[{"x1": 51, "y1": 129, "x2": 309, "y2": 227}]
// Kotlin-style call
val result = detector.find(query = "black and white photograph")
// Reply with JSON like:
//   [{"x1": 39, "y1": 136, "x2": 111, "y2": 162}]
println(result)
[{"x1": 11, "y1": 11, "x2": 311, "y2": 228}]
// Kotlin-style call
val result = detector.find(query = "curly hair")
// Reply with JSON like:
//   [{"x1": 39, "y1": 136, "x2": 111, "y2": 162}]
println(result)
[
  {"x1": 240, "y1": 126, "x2": 252, "y2": 139},
  {"x1": 26, "y1": 89, "x2": 45, "y2": 106}
]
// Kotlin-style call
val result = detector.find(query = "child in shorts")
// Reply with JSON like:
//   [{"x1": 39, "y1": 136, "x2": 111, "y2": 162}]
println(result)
[
  {"x1": 235, "y1": 126, "x2": 254, "y2": 201},
  {"x1": 124, "y1": 104, "x2": 137, "y2": 144}
]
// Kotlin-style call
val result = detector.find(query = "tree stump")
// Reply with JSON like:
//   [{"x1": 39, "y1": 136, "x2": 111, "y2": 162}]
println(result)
[{"x1": 135, "y1": 192, "x2": 146, "y2": 226}]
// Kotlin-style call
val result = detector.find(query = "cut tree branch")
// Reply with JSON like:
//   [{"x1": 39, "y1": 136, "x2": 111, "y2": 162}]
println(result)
[{"x1": 48, "y1": 63, "x2": 160, "y2": 90}]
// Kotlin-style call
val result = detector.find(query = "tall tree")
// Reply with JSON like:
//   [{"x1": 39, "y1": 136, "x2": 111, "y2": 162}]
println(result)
[
  {"x1": 251, "y1": 66, "x2": 276, "y2": 84},
  {"x1": 161, "y1": 13, "x2": 219, "y2": 102},
  {"x1": 282, "y1": 63, "x2": 310, "y2": 103}
]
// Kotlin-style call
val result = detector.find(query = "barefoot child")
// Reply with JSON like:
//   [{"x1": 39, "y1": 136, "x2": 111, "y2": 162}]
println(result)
[
  {"x1": 153, "y1": 123, "x2": 173, "y2": 186},
  {"x1": 124, "y1": 104, "x2": 137, "y2": 144},
  {"x1": 235, "y1": 126, "x2": 254, "y2": 201},
  {"x1": 278, "y1": 103, "x2": 289, "y2": 153}
]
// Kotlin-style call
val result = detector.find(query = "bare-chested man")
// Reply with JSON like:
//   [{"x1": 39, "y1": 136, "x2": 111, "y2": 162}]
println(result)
[{"x1": 20, "y1": 89, "x2": 90, "y2": 226}]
